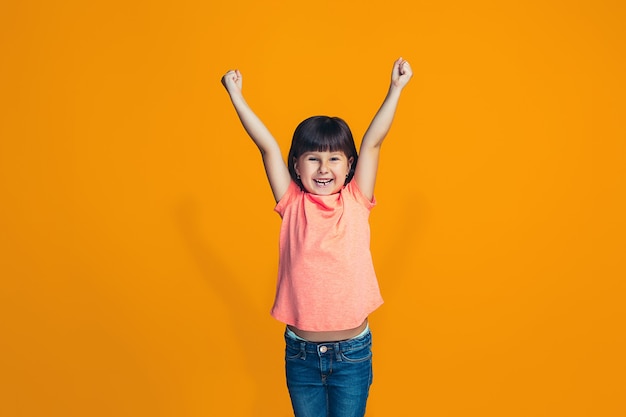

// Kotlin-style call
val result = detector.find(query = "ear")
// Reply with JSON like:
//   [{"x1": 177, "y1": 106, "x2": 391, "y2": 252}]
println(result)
[
  {"x1": 293, "y1": 157, "x2": 300, "y2": 176},
  {"x1": 348, "y1": 156, "x2": 354, "y2": 171}
]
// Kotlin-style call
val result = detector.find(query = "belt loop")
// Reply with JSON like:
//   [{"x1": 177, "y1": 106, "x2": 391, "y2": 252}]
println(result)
[
  {"x1": 334, "y1": 342, "x2": 341, "y2": 361},
  {"x1": 300, "y1": 342, "x2": 307, "y2": 360}
]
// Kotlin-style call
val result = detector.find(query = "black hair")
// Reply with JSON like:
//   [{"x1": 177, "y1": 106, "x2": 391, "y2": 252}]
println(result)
[{"x1": 287, "y1": 116, "x2": 358, "y2": 189}]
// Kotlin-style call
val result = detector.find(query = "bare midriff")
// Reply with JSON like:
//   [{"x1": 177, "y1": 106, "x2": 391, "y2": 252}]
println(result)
[{"x1": 288, "y1": 319, "x2": 368, "y2": 342}]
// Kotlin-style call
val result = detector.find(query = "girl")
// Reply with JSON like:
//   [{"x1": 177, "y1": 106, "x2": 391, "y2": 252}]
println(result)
[{"x1": 221, "y1": 57, "x2": 412, "y2": 417}]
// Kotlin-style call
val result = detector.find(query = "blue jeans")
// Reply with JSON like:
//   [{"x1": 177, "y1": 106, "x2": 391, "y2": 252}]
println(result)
[{"x1": 284, "y1": 327, "x2": 373, "y2": 417}]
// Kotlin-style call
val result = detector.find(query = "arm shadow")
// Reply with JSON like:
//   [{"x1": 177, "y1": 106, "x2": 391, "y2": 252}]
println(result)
[{"x1": 176, "y1": 198, "x2": 288, "y2": 415}]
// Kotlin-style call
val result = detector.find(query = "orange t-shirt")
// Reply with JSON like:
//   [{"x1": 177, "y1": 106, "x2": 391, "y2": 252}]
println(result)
[{"x1": 271, "y1": 180, "x2": 384, "y2": 331}]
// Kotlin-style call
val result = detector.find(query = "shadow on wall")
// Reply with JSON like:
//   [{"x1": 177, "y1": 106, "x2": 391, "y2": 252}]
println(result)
[
  {"x1": 176, "y1": 199, "x2": 287, "y2": 416},
  {"x1": 376, "y1": 191, "x2": 429, "y2": 295}
]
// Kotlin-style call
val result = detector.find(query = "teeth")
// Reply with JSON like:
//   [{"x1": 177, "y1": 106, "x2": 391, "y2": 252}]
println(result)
[{"x1": 314, "y1": 179, "x2": 333, "y2": 186}]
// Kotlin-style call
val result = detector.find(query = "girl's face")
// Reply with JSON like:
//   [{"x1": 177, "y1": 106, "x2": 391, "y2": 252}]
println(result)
[{"x1": 294, "y1": 151, "x2": 354, "y2": 195}]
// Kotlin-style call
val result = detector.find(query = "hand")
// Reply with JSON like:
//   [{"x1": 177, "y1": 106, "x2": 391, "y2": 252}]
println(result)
[
  {"x1": 221, "y1": 69, "x2": 243, "y2": 95},
  {"x1": 391, "y1": 57, "x2": 412, "y2": 89}
]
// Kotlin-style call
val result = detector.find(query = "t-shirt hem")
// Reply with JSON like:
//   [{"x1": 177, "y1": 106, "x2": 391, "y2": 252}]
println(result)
[{"x1": 270, "y1": 300, "x2": 384, "y2": 332}]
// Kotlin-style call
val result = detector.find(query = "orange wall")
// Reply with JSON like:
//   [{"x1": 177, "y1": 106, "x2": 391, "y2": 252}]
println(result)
[{"x1": 1, "y1": 1, "x2": 625, "y2": 416}]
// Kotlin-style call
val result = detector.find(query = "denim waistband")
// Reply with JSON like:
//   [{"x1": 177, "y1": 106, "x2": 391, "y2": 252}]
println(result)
[{"x1": 284, "y1": 325, "x2": 371, "y2": 355}]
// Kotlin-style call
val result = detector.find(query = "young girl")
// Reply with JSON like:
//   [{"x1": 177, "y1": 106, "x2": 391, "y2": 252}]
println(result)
[{"x1": 221, "y1": 57, "x2": 412, "y2": 417}]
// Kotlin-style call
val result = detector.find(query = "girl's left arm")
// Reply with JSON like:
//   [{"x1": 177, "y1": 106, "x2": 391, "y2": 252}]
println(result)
[{"x1": 354, "y1": 57, "x2": 412, "y2": 200}]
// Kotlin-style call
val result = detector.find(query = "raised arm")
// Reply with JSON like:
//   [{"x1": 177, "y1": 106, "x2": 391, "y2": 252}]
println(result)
[
  {"x1": 221, "y1": 69, "x2": 291, "y2": 202},
  {"x1": 354, "y1": 58, "x2": 412, "y2": 200}
]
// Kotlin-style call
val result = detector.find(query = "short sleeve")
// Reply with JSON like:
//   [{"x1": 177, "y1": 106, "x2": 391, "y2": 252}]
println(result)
[
  {"x1": 274, "y1": 180, "x2": 301, "y2": 217},
  {"x1": 345, "y1": 180, "x2": 376, "y2": 210}
]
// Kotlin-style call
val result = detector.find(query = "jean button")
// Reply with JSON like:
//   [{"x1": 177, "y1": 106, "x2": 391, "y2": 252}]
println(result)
[{"x1": 319, "y1": 345, "x2": 328, "y2": 353}]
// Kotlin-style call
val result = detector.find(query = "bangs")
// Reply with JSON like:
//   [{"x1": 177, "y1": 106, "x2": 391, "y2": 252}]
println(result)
[{"x1": 299, "y1": 123, "x2": 349, "y2": 154}]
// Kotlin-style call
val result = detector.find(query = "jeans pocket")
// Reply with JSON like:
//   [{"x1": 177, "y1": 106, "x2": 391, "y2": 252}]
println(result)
[
  {"x1": 340, "y1": 343, "x2": 372, "y2": 363},
  {"x1": 285, "y1": 344, "x2": 304, "y2": 360}
]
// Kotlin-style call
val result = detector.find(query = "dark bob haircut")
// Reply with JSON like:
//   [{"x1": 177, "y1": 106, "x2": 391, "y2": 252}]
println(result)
[{"x1": 287, "y1": 116, "x2": 358, "y2": 188}]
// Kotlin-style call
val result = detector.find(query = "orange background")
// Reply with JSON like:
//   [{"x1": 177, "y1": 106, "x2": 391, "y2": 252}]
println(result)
[{"x1": 1, "y1": 0, "x2": 625, "y2": 416}]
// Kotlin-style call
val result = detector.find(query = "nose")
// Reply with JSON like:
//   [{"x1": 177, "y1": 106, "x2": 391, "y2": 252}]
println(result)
[{"x1": 318, "y1": 161, "x2": 329, "y2": 174}]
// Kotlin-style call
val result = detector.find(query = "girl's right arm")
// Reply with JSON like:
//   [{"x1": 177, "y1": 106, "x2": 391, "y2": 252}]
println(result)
[{"x1": 221, "y1": 69, "x2": 291, "y2": 202}]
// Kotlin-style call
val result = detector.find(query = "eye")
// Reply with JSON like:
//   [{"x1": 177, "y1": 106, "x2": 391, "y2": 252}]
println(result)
[{"x1": 307, "y1": 157, "x2": 318, "y2": 161}]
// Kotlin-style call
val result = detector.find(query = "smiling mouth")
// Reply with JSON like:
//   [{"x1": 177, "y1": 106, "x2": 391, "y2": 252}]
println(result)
[{"x1": 314, "y1": 179, "x2": 333, "y2": 187}]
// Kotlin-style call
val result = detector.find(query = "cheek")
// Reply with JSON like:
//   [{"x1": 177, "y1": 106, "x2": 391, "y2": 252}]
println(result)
[{"x1": 298, "y1": 163, "x2": 312, "y2": 175}]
